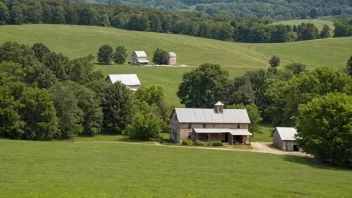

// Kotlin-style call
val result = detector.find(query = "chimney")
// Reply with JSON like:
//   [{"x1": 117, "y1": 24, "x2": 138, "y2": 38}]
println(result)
[{"x1": 214, "y1": 101, "x2": 224, "y2": 114}]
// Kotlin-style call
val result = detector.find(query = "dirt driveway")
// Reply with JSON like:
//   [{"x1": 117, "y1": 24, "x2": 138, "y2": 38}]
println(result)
[{"x1": 251, "y1": 142, "x2": 308, "y2": 156}]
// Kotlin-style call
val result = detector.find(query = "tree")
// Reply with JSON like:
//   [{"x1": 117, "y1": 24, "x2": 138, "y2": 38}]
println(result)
[
  {"x1": 228, "y1": 104, "x2": 262, "y2": 134},
  {"x1": 295, "y1": 93, "x2": 352, "y2": 167},
  {"x1": 134, "y1": 85, "x2": 164, "y2": 105},
  {"x1": 309, "y1": 8, "x2": 318, "y2": 19},
  {"x1": 346, "y1": 56, "x2": 352, "y2": 76},
  {"x1": 50, "y1": 83, "x2": 83, "y2": 138},
  {"x1": 269, "y1": 56, "x2": 280, "y2": 68},
  {"x1": 101, "y1": 82, "x2": 133, "y2": 134},
  {"x1": 10, "y1": 6, "x2": 23, "y2": 25},
  {"x1": 113, "y1": 46, "x2": 128, "y2": 64},
  {"x1": 0, "y1": 41, "x2": 37, "y2": 67},
  {"x1": 44, "y1": 52, "x2": 70, "y2": 81},
  {"x1": 284, "y1": 63, "x2": 306, "y2": 75},
  {"x1": 320, "y1": 24, "x2": 331, "y2": 38},
  {"x1": 19, "y1": 87, "x2": 59, "y2": 140},
  {"x1": 0, "y1": 2, "x2": 9, "y2": 25},
  {"x1": 68, "y1": 55, "x2": 104, "y2": 84},
  {"x1": 23, "y1": 62, "x2": 58, "y2": 89},
  {"x1": 97, "y1": 45, "x2": 113, "y2": 65},
  {"x1": 177, "y1": 63, "x2": 230, "y2": 108},
  {"x1": 124, "y1": 113, "x2": 162, "y2": 140},
  {"x1": 152, "y1": 48, "x2": 168, "y2": 65},
  {"x1": 266, "y1": 67, "x2": 352, "y2": 126},
  {"x1": 32, "y1": 43, "x2": 51, "y2": 63},
  {"x1": 229, "y1": 76, "x2": 255, "y2": 105}
]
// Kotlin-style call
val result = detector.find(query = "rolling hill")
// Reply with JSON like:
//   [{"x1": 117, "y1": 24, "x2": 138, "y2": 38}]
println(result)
[{"x1": 0, "y1": 24, "x2": 351, "y2": 105}]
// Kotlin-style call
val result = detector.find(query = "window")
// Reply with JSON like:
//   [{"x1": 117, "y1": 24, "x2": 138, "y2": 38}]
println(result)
[
  {"x1": 237, "y1": 124, "x2": 241, "y2": 129},
  {"x1": 188, "y1": 123, "x2": 192, "y2": 129},
  {"x1": 203, "y1": 124, "x2": 206, "y2": 128}
]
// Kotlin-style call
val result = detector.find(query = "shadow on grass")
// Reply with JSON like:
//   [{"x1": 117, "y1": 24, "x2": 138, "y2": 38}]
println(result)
[{"x1": 282, "y1": 155, "x2": 351, "y2": 171}]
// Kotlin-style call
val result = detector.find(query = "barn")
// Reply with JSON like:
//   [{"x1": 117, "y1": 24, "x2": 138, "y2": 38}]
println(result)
[
  {"x1": 272, "y1": 127, "x2": 299, "y2": 151},
  {"x1": 130, "y1": 51, "x2": 149, "y2": 65},
  {"x1": 168, "y1": 52, "x2": 176, "y2": 65},
  {"x1": 105, "y1": 74, "x2": 141, "y2": 91}
]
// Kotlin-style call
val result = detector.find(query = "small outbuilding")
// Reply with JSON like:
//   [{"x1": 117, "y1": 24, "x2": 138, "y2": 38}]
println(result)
[
  {"x1": 272, "y1": 127, "x2": 299, "y2": 151},
  {"x1": 130, "y1": 51, "x2": 149, "y2": 65},
  {"x1": 168, "y1": 52, "x2": 176, "y2": 65},
  {"x1": 105, "y1": 74, "x2": 141, "y2": 91}
]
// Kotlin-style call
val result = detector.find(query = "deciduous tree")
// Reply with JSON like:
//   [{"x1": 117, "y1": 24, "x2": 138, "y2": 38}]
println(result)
[
  {"x1": 113, "y1": 45, "x2": 128, "y2": 64},
  {"x1": 177, "y1": 63, "x2": 230, "y2": 108},
  {"x1": 152, "y1": 48, "x2": 168, "y2": 65},
  {"x1": 124, "y1": 113, "x2": 162, "y2": 140},
  {"x1": 228, "y1": 104, "x2": 262, "y2": 133},
  {"x1": 97, "y1": 45, "x2": 113, "y2": 65},
  {"x1": 295, "y1": 93, "x2": 352, "y2": 167}
]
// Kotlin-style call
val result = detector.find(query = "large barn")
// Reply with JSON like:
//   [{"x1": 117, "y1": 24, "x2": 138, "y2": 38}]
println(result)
[
  {"x1": 272, "y1": 127, "x2": 299, "y2": 151},
  {"x1": 170, "y1": 101, "x2": 252, "y2": 145},
  {"x1": 105, "y1": 74, "x2": 141, "y2": 91},
  {"x1": 130, "y1": 51, "x2": 149, "y2": 65}
]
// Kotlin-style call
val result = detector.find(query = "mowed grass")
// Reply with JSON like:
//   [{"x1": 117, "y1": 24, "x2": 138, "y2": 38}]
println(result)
[
  {"x1": 1, "y1": 140, "x2": 352, "y2": 197},
  {"x1": 273, "y1": 19, "x2": 335, "y2": 32}
]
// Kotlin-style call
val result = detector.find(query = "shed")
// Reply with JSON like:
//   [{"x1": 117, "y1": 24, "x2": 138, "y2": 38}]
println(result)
[
  {"x1": 105, "y1": 74, "x2": 141, "y2": 91},
  {"x1": 168, "y1": 52, "x2": 176, "y2": 65},
  {"x1": 130, "y1": 51, "x2": 149, "y2": 65},
  {"x1": 272, "y1": 127, "x2": 299, "y2": 151}
]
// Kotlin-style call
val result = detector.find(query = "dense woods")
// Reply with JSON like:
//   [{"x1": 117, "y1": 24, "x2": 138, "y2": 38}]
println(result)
[
  {"x1": 0, "y1": 41, "x2": 172, "y2": 140},
  {"x1": 0, "y1": 0, "x2": 349, "y2": 43},
  {"x1": 73, "y1": 0, "x2": 352, "y2": 20}
]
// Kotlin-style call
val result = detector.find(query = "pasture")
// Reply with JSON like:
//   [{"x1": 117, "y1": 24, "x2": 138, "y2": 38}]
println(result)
[{"x1": 0, "y1": 140, "x2": 351, "y2": 197}]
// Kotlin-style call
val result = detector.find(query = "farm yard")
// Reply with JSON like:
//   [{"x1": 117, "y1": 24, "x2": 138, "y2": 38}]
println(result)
[{"x1": 1, "y1": 139, "x2": 352, "y2": 197}]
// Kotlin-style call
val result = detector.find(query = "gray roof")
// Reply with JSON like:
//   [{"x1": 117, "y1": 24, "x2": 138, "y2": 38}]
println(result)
[
  {"x1": 133, "y1": 51, "x2": 147, "y2": 58},
  {"x1": 275, "y1": 127, "x2": 297, "y2": 141},
  {"x1": 194, "y1": 128, "x2": 252, "y2": 136},
  {"x1": 173, "y1": 108, "x2": 250, "y2": 124},
  {"x1": 106, "y1": 74, "x2": 141, "y2": 86},
  {"x1": 215, "y1": 101, "x2": 224, "y2": 106}
]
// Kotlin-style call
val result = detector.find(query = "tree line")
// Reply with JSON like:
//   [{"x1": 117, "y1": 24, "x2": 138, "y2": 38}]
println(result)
[
  {"x1": 0, "y1": 0, "x2": 343, "y2": 43},
  {"x1": 0, "y1": 41, "x2": 173, "y2": 141},
  {"x1": 177, "y1": 56, "x2": 352, "y2": 167},
  {"x1": 72, "y1": 0, "x2": 352, "y2": 20}
]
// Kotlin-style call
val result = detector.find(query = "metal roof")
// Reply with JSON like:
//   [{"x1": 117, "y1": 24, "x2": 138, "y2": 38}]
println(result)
[
  {"x1": 137, "y1": 58, "x2": 149, "y2": 63},
  {"x1": 168, "y1": 52, "x2": 176, "y2": 57},
  {"x1": 194, "y1": 128, "x2": 252, "y2": 136},
  {"x1": 133, "y1": 51, "x2": 147, "y2": 58},
  {"x1": 107, "y1": 74, "x2": 141, "y2": 86},
  {"x1": 275, "y1": 127, "x2": 297, "y2": 141},
  {"x1": 215, "y1": 101, "x2": 224, "y2": 106},
  {"x1": 174, "y1": 108, "x2": 250, "y2": 124}
]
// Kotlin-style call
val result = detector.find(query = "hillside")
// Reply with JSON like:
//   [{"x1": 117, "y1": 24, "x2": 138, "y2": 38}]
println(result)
[
  {"x1": 273, "y1": 19, "x2": 335, "y2": 32},
  {"x1": 0, "y1": 24, "x2": 351, "y2": 105},
  {"x1": 1, "y1": 140, "x2": 352, "y2": 197}
]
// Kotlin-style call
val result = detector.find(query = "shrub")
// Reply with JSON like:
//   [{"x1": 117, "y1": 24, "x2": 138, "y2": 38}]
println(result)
[
  {"x1": 194, "y1": 140, "x2": 205, "y2": 146},
  {"x1": 181, "y1": 139, "x2": 194, "y2": 146},
  {"x1": 206, "y1": 141, "x2": 223, "y2": 147}
]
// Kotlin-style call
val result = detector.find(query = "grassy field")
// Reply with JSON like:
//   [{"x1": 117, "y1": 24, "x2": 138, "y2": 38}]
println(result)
[
  {"x1": 0, "y1": 140, "x2": 351, "y2": 197},
  {"x1": 273, "y1": 19, "x2": 335, "y2": 32},
  {"x1": 1, "y1": 24, "x2": 350, "y2": 105}
]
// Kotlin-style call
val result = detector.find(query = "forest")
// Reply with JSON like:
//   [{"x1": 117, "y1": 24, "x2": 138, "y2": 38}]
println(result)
[
  {"x1": 72, "y1": 0, "x2": 352, "y2": 20},
  {"x1": 1, "y1": 0, "x2": 350, "y2": 43}
]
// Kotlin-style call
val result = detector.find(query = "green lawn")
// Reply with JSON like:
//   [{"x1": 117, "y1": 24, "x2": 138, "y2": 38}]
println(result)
[
  {"x1": 69, "y1": 133, "x2": 169, "y2": 143},
  {"x1": 273, "y1": 19, "x2": 335, "y2": 32},
  {"x1": 252, "y1": 124, "x2": 275, "y2": 142},
  {"x1": 0, "y1": 24, "x2": 351, "y2": 105},
  {"x1": 0, "y1": 140, "x2": 351, "y2": 197}
]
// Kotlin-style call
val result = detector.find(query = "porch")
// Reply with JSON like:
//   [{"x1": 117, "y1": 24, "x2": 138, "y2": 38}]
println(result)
[{"x1": 191, "y1": 128, "x2": 252, "y2": 145}]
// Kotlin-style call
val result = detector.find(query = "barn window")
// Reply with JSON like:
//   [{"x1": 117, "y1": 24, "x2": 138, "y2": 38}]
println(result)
[
  {"x1": 237, "y1": 124, "x2": 241, "y2": 129},
  {"x1": 188, "y1": 123, "x2": 192, "y2": 129},
  {"x1": 203, "y1": 124, "x2": 206, "y2": 128}
]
